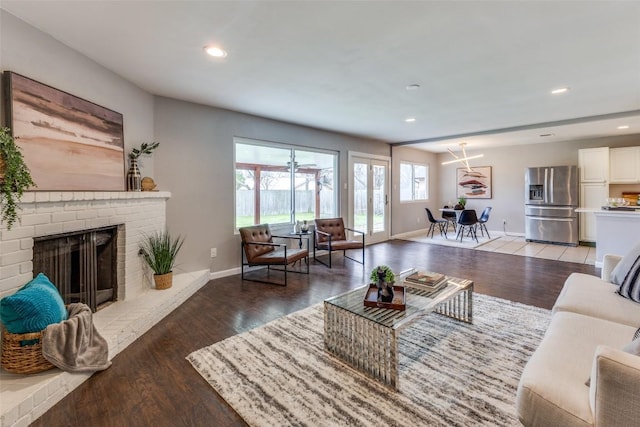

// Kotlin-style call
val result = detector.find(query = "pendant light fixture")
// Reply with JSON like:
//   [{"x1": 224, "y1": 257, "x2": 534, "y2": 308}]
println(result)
[{"x1": 441, "y1": 143, "x2": 483, "y2": 172}]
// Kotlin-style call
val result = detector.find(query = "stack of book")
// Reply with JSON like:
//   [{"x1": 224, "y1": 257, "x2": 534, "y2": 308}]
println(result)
[{"x1": 403, "y1": 271, "x2": 447, "y2": 292}]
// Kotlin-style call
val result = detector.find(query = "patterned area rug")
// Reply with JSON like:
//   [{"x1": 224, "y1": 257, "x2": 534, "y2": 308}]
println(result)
[
  {"x1": 399, "y1": 231, "x2": 499, "y2": 249},
  {"x1": 187, "y1": 294, "x2": 550, "y2": 426}
]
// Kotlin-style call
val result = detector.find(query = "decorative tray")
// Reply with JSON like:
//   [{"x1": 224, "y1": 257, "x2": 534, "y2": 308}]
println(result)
[{"x1": 363, "y1": 284, "x2": 406, "y2": 311}]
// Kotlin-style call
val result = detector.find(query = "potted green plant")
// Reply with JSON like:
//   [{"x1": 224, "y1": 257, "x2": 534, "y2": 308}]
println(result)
[
  {"x1": 370, "y1": 265, "x2": 395, "y2": 302},
  {"x1": 369, "y1": 265, "x2": 395, "y2": 284},
  {"x1": 129, "y1": 141, "x2": 160, "y2": 161},
  {"x1": 0, "y1": 127, "x2": 36, "y2": 230},
  {"x1": 455, "y1": 196, "x2": 467, "y2": 210},
  {"x1": 139, "y1": 230, "x2": 185, "y2": 290}
]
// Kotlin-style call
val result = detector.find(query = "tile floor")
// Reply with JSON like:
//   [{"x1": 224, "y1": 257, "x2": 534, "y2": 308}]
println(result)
[{"x1": 475, "y1": 234, "x2": 596, "y2": 265}]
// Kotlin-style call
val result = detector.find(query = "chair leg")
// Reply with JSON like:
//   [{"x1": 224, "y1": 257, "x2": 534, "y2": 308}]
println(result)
[
  {"x1": 344, "y1": 248, "x2": 365, "y2": 265},
  {"x1": 480, "y1": 223, "x2": 490, "y2": 239},
  {"x1": 439, "y1": 222, "x2": 447, "y2": 239},
  {"x1": 427, "y1": 223, "x2": 435, "y2": 238}
]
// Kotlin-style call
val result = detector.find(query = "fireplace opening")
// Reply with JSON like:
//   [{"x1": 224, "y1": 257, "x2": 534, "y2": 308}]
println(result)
[{"x1": 33, "y1": 226, "x2": 119, "y2": 312}]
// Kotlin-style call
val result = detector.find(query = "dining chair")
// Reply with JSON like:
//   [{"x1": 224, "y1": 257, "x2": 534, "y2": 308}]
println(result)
[
  {"x1": 425, "y1": 208, "x2": 448, "y2": 239},
  {"x1": 441, "y1": 205, "x2": 457, "y2": 232},
  {"x1": 456, "y1": 209, "x2": 479, "y2": 243},
  {"x1": 478, "y1": 206, "x2": 492, "y2": 238}
]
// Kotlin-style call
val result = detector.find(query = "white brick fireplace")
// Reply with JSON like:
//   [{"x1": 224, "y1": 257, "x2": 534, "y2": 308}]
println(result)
[
  {"x1": 0, "y1": 191, "x2": 172, "y2": 300},
  {"x1": 0, "y1": 191, "x2": 210, "y2": 426}
]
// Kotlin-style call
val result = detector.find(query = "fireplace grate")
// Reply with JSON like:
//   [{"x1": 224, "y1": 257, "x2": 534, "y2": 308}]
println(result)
[{"x1": 33, "y1": 226, "x2": 118, "y2": 312}]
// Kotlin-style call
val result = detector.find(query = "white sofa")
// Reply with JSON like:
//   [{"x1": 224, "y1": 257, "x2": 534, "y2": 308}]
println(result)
[{"x1": 516, "y1": 254, "x2": 640, "y2": 427}]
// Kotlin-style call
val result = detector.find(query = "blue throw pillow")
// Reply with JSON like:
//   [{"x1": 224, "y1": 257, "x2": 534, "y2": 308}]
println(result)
[{"x1": 0, "y1": 273, "x2": 68, "y2": 334}]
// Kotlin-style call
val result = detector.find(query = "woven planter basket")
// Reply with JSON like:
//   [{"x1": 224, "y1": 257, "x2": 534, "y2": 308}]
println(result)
[
  {"x1": 154, "y1": 272, "x2": 173, "y2": 290},
  {"x1": 1, "y1": 328, "x2": 55, "y2": 374}
]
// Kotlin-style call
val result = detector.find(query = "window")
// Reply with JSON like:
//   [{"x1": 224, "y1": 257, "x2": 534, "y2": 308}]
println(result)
[
  {"x1": 399, "y1": 162, "x2": 428, "y2": 202},
  {"x1": 234, "y1": 138, "x2": 338, "y2": 228}
]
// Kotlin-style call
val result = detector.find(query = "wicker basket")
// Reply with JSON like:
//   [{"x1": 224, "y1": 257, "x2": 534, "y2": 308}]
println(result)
[{"x1": 1, "y1": 328, "x2": 55, "y2": 374}]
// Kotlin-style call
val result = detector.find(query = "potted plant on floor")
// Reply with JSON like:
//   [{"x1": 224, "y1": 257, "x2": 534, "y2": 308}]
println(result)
[
  {"x1": 0, "y1": 127, "x2": 36, "y2": 230},
  {"x1": 139, "y1": 230, "x2": 185, "y2": 290}
]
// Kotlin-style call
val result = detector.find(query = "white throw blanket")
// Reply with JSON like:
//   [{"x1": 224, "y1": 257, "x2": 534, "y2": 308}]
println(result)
[{"x1": 42, "y1": 303, "x2": 111, "y2": 373}]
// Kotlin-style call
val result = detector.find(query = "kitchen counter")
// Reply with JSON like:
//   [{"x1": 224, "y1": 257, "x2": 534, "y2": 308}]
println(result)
[
  {"x1": 576, "y1": 207, "x2": 640, "y2": 214},
  {"x1": 576, "y1": 208, "x2": 640, "y2": 266}
]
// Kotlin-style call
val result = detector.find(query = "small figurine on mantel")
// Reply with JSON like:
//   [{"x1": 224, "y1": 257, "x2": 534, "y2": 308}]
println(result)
[{"x1": 141, "y1": 177, "x2": 157, "y2": 191}]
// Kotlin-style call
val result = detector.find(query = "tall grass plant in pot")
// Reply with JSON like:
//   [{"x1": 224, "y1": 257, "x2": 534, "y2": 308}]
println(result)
[{"x1": 139, "y1": 230, "x2": 185, "y2": 290}]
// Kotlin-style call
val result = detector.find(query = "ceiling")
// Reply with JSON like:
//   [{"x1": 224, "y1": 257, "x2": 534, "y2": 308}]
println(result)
[{"x1": 2, "y1": 1, "x2": 640, "y2": 153}]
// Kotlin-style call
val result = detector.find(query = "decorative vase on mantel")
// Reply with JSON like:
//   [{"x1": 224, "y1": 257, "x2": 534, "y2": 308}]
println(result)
[{"x1": 127, "y1": 158, "x2": 141, "y2": 191}]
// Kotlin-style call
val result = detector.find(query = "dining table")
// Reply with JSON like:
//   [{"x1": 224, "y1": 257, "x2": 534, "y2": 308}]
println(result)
[{"x1": 439, "y1": 208, "x2": 476, "y2": 222}]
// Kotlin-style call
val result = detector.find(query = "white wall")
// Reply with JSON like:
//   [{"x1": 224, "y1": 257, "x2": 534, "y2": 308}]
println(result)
[
  {"x1": 435, "y1": 135, "x2": 640, "y2": 234},
  {"x1": 153, "y1": 97, "x2": 390, "y2": 273},
  {"x1": 0, "y1": 11, "x2": 392, "y2": 275},
  {"x1": 0, "y1": 10, "x2": 155, "y2": 177},
  {"x1": 390, "y1": 146, "x2": 440, "y2": 235},
  {"x1": 5, "y1": 9, "x2": 639, "y2": 275}
]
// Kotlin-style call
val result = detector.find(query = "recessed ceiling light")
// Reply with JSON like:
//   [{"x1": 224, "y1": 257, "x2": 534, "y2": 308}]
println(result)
[
  {"x1": 551, "y1": 87, "x2": 569, "y2": 94},
  {"x1": 618, "y1": 125, "x2": 630, "y2": 130},
  {"x1": 204, "y1": 46, "x2": 227, "y2": 58},
  {"x1": 406, "y1": 84, "x2": 420, "y2": 90},
  {"x1": 404, "y1": 117, "x2": 416, "y2": 123}
]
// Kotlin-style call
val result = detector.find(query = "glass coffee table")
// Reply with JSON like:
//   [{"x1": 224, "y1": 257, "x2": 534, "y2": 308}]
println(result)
[{"x1": 324, "y1": 271, "x2": 473, "y2": 389}]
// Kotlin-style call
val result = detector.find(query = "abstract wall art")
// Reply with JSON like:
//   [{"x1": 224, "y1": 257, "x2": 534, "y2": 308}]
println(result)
[{"x1": 4, "y1": 72, "x2": 125, "y2": 191}]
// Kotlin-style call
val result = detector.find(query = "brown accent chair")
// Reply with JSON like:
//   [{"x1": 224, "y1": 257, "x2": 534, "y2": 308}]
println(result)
[
  {"x1": 239, "y1": 224, "x2": 309, "y2": 286},
  {"x1": 313, "y1": 218, "x2": 365, "y2": 268}
]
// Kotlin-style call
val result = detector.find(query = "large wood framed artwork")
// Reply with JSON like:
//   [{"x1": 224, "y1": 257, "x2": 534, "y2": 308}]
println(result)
[
  {"x1": 4, "y1": 72, "x2": 125, "y2": 191},
  {"x1": 456, "y1": 166, "x2": 492, "y2": 199}
]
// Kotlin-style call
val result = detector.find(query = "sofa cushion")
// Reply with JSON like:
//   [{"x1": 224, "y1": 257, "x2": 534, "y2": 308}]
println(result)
[
  {"x1": 585, "y1": 339, "x2": 640, "y2": 386},
  {"x1": 623, "y1": 338, "x2": 640, "y2": 355},
  {"x1": 611, "y1": 242, "x2": 640, "y2": 285},
  {"x1": 615, "y1": 251, "x2": 640, "y2": 303},
  {"x1": 552, "y1": 273, "x2": 640, "y2": 328},
  {"x1": 0, "y1": 273, "x2": 68, "y2": 334},
  {"x1": 516, "y1": 312, "x2": 636, "y2": 427}
]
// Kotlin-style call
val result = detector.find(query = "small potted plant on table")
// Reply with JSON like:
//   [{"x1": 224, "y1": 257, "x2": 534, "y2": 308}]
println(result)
[
  {"x1": 455, "y1": 196, "x2": 467, "y2": 210},
  {"x1": 370, "y1": 265, "x2": 395, "y2": 303},
  {"x1": 139, "y1": 230, "x2": 185, "y2": 290}
]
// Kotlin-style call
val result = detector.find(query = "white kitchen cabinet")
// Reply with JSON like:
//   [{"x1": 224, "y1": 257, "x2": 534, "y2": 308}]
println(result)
[
  {"x1": 579, "y1": 183, "x2": 608, "y2": 242},
  {"x1": 579, "y1": 147, "x2": 609, "y2": 183},
  {"x1": 610, "y1": 146, "x2": 640, "y2": 183}
]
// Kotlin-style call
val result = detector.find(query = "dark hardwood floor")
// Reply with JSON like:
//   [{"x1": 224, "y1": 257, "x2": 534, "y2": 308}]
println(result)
[{"x1": 32, "y1": 240, "x2": 597, "y2": 427}]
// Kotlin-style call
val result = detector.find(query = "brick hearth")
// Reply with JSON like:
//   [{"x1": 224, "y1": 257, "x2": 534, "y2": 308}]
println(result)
[{"x1": 0, "y1": 191, "x2": 209, "y2": 426}]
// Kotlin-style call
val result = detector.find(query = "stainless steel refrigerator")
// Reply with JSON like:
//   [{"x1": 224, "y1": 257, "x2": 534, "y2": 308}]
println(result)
[{"x1": 525, "y1": 165, "x2": 578, "y2": 246}]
